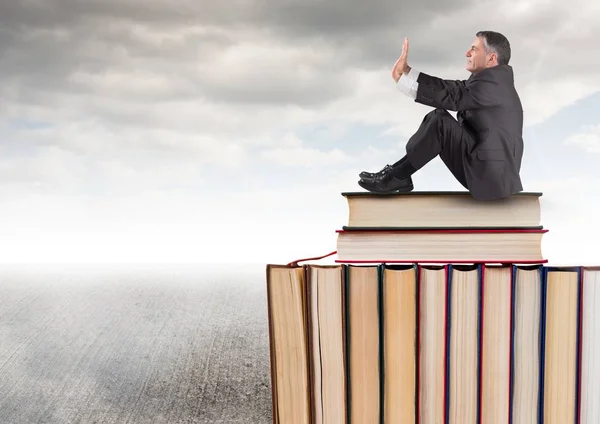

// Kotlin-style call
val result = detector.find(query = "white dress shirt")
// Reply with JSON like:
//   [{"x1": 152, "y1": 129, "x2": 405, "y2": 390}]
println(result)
[{"x1": 396, "y1": 68, "x2": 420, "y2": 99}]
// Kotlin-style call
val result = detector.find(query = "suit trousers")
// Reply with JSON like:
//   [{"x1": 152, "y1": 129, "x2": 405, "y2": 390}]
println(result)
[{"x1": 405, "y1": 108, "x2": 476, "y2": 189}]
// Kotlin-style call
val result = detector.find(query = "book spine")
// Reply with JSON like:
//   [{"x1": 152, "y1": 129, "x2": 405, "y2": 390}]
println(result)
[
  {"x1": 377, "y1": 264, "x2": 385, "y2": 424},
  {"x1": 444, "y1": 264, "x2": 452, "y2": 424},
  {"x1": 416, "y1": 264, "x2": 421, "y2": 424},
  {"x1": 341, "y1": 265, "x2": 348, "y2": 424},
  {"x1": 508, "y1": 265, "x2": 517, "y2": 424},
  {"x1": 304, "y1": 265, "x2": 314, "y2": 424},
  {"x1": 540, "y1": 266, "x2": 581, "y2": 424},
  {"x1": 478, "y1": 264, "x2": 484, "y2": 424},
  {"x1": 575, "y1": 266, "x2": 583, "y2": 424},
  {"x1": 345, "y1": 265, "x2": 351, "y2": 424},
  {"x1": 265, "y1": 265, "x2": 279, "y2": 424},
  {"x1": 378, "y1": 264, "x2": 384, "y2": 424},
  {"x1": 538, "y1": 266, "x2": 548, "y2": 424}
]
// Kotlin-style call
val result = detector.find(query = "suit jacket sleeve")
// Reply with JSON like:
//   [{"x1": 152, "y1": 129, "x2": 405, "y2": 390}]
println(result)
[{"x1": 414, "y1": 71, "x2": 500, "y2": 111}]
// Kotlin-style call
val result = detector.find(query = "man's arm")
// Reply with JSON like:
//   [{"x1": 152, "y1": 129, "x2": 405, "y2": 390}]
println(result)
[
  {"x1": 414, "y1": 72, "x2": 500, "y2": 111},
  {"x1": 395, "y1": 68, "x2": 420, "y2": 99},
  {"x1": 390, "y1": 37, "x2": 498, "y2": 111},
  {"x1": 415, "y1": 72, "x2": 468, "y2": 90}
]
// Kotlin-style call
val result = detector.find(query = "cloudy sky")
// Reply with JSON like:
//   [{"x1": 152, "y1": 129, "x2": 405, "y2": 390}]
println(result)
[{"x1": 1, "y1": 0, "x2": 599, "y2": 266}]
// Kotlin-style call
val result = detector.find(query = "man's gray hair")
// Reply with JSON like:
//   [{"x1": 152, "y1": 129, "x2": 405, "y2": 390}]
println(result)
[{"x1": 476, "y1": 31, "x2": 511, "y2": 65}]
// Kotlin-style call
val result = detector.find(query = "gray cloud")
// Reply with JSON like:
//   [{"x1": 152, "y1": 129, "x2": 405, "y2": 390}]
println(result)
[
  {"x1": 0, "y1": 0, "x2": 484, "y2": 109},
  {"x1": 2, "y1": 0, "x2": 597, "y2": 116},
  {"x1": 0, "y1": 0, "x2": 471, "y2": 34}
]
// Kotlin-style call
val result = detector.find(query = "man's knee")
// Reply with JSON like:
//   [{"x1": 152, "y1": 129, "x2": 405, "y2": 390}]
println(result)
[{"x1": 425, "y1": 108, "x2": 451, "y2": 122}]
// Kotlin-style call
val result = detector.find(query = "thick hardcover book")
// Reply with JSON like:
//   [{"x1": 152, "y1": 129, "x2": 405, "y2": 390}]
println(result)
[
  {"x1": 540, "y1": 266, "x2": 582, "y2": 424},
  {"x1": 510, "y1": 264, "x2": 544, "y2": 424},
  {"x1": 265, "y1": 264, "x2": 311, "y2": 424},
  {"x1": 340, "y1": 191, "x2": 543, "y2": 229},
  {"x1": 305, "y1": 265, "x2": 347, "y2": 424},
  {"x1": 335, "y1": 228, "x2": 548, "y2": 264},
  {"x1": 380, "y1": 264, "x2": 418, "y2": 424},
  {"x1": 345, "y1": 264, "x2": 382, "y2": 424},
  {"x1": 418, "y1": 264, "x2": 448, "y2": 424},
  {"x1": 580, "y1": 267, "x2": 600, "y2": 424},
  {"x1": 479, "y1": 264, "x2": 513, "y2": 424},
  {"x1": 445, "y1": 264, "x2": 481, "y2": 424}
]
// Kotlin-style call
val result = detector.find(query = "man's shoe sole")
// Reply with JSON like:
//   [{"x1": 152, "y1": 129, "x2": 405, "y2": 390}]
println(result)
[{"x1": 357, "y1": 179, "x2": 414, "y2": 193}]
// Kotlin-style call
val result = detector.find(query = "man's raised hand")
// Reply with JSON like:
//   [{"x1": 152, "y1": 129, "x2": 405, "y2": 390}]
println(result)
[{"x1": 392, "y1": 37, "x2": 410, "y2": 82}]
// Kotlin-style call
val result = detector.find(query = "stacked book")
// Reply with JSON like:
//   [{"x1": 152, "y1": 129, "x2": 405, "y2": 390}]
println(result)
[
  {"x1": 265, "y1": 191, "x2": 600, "y2": 424},
  {"x1": 336, "y1": 190, "x2": 547, "y2": 264}
]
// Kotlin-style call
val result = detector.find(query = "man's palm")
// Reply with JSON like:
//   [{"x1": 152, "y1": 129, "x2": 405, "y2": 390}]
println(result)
[{"x1": 392, "y1": 37, "x2": 409, "y2": 82}]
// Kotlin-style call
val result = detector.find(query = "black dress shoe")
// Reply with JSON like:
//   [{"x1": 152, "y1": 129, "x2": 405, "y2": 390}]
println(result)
[
  {"x1": 359, "y1": 164, "x2": 392, "y2": 181},
  {"x1": 358, "y1": 174, "x2": 414, "y2": 193}
]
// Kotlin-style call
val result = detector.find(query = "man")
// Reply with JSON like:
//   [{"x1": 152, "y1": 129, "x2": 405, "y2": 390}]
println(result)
[{"x1": 358, "y1": 31, "x2": 524, "y2": 201}]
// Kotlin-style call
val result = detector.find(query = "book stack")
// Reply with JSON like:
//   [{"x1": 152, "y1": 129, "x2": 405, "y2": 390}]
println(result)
[
  {"x1": 265, "y1": 191, "x2": 600, "y2": 424},
  {"x1": 336, "y1": 191, "x2": 547, "y2": 264}
]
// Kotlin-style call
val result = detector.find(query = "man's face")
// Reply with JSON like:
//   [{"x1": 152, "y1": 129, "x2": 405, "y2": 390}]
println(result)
[{"x1": 465, "y1": 37, "x2": 493, "y2": 73}]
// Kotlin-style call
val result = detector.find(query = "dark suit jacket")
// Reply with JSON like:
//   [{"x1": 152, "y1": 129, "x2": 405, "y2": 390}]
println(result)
[{"x1": 414, "y1": 64, "x2": 524, "y2": 200}]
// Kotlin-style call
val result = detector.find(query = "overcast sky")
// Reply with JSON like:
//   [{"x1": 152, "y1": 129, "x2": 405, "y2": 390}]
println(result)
[{"x1": 1, "y1": 0, "x2": 599, "y2": 265}]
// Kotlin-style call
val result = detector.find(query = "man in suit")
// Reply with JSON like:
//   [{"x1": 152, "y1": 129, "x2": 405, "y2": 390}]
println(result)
[{"x1": 358, "y1": 31, "x2": 524, "y2": 201}]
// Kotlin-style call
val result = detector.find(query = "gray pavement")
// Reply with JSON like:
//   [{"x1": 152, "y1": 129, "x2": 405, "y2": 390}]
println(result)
[{"x1": 0, "y1": 264, "x2": 272, "y2": 424}]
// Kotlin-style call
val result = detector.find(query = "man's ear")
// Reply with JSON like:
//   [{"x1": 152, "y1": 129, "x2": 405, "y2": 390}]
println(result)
[{"x1": 488, "y1": 52, "x2": 498, "y2": 64}]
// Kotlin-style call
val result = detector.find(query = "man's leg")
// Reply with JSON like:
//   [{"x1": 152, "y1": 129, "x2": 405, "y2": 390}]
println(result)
[
  {"x1": 404, "y1": 109, "x2": 474, "y2": 186},
  {"x1": 358, "y1": 108, "x2": 475, "y2": 192}
]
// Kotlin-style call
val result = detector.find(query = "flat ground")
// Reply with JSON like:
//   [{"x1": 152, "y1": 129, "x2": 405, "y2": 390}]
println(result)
[{"x1": 0, "y1": 265, "x2": 272, "y2": 424}]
